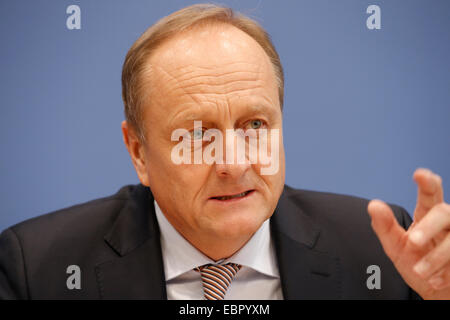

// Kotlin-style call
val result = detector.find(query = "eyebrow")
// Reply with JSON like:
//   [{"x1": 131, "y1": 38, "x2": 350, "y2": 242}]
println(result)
[
  {"x1": 170, "y1": 102, "x2": 278, "y2": 127},
  {"x1": 243, "y1": 104, "x2": 277, "y2": 116}
]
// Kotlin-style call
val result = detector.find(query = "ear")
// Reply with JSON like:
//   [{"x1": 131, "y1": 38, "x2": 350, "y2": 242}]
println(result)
[{"x1": 121, "y1": 120, "x2": 150, "y2": 186}]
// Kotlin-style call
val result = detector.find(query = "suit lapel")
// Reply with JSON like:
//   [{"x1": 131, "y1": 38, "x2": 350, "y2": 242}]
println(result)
[
  {"x1": 271, "y1": 186, "x2": 342, "y2": 299},
  {"x1": 95, "y1": 185, "x2": 167, "y2": 299}
]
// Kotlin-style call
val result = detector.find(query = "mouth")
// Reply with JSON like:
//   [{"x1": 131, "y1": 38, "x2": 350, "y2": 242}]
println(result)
[{"x1": 210, "y1": 190, "x2": 255, "y2": 201}]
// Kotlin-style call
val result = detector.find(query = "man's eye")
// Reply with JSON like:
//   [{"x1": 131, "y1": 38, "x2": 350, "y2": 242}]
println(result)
[
  {"x1": 248, "y1": 119, "x2": 263, "y2": 130},
  {"x1": 190, "y1": 128, "x2": 205, "y2": 140}
]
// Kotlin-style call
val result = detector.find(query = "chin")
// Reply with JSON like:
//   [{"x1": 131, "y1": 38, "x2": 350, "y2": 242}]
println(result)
[{"x1": 208, "y1": 208, "x2": 269, "y2": 239}]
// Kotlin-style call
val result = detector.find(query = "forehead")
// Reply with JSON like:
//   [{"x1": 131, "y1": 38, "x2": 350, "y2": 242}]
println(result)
[
  {"x1": 150, "y1": 23, "x2": 273, "y2": 72},
  {"x1": 146, "y1": 24, "x2": 278, "y2": 98},
  {"x1": 139, "y1": 24, "x2": 280, "y2": 131}
]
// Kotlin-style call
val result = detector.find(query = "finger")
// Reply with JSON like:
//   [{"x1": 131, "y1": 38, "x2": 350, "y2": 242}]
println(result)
[
  {"x1": 427, "y1": 266, "x2": 450, "y2": 292},
  {"x1": 413, "y1": 232, "x2": 450, "y2": 280},
  {"x1": 413, "y1": 168, "x2": 444, "y2": 221},
  {"x1": 409, "y1": 203, "x2": 450, "y2": 247},
  {"x1": 368, "y1": 199, "x2": 406, "y2": 263}
]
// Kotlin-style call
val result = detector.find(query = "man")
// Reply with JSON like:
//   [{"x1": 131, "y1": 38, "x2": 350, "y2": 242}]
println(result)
[{"x1": 0, "y1": 4, "x2": 449, "y2": 300}]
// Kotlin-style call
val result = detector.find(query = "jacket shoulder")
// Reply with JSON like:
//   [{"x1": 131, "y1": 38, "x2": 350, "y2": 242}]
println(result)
[
  {"x1": 0, "y1": 184, "x2": 143, "y2": 299},
  {"x1": 8, "y1": 184, "x2": 138, "y2": 238},
  {"x1": 282, "y1": 185, "x2": 412, "y2": 229}
]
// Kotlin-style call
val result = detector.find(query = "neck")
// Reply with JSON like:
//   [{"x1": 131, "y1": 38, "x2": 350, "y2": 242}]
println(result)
[{"x1": 185, "y1": 234, "x2": 252, "y2": 261}]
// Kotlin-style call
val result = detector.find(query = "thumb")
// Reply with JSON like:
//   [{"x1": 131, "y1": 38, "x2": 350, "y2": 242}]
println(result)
[{"x1": 368, "y1": 199, "x2": 406, "y2": 261}]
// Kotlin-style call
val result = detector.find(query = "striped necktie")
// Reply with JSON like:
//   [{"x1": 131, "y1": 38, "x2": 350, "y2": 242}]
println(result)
[{"x1": 195, "y1": 263, "x2": 242, "y2": 300}]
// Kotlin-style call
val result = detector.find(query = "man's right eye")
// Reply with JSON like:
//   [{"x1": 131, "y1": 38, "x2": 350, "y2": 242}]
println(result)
[{"x1": 189, "y1": 128, "x2": 205, "y2": 140}]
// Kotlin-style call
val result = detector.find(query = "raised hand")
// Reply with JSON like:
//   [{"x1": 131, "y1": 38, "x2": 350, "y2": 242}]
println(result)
[{"x1": 368, "y1": 168, "x2": 450, "y2": 300}]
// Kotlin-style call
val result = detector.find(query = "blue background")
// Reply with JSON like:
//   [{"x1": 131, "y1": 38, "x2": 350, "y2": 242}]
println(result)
[{"x1": 1, "y1": 0, "x2": 449, "y2": 231}]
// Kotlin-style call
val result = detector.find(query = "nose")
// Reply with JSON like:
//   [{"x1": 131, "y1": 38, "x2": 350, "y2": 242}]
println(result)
[{"x1": 215, "y1": 130, "x2": 251, "y2": 179}]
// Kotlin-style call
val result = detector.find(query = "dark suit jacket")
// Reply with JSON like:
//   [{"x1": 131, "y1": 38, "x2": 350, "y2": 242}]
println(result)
[{"x1": 0, "y1": 184, "x2": 420, "y2": 299}]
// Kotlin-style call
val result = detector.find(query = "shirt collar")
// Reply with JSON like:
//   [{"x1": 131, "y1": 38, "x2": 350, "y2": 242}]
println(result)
[{"x1": 154, "y1": 200, "x2": 279, "y2": 281}]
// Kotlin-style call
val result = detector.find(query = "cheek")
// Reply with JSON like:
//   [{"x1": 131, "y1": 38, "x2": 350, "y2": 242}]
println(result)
[
  {"x1": 169, "y1": 164, "x2": 211, "y2": 192},
  {"x1": 147, "y1": 151, "x2": 211, "y2": 201},
  {"x1": 144, "y1": 135, "x2": 212, "y2": 192},
  {"x1": 259, "y1": 170, "x2": 284, "y2": 198},
  {"x1": 145, "y1": 149, "x2": 213, "y2": 223},
  {"x1": 252, "y1": 143, "x2": 285, "y2": 214},
  {"x1": 253, "y1": 135, "x2": 285, "y2": 183}
]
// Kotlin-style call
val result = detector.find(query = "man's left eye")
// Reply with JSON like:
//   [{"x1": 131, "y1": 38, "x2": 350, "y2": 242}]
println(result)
[{"x1": 248, "y1": 119, "x2": 263, "y2": 129}]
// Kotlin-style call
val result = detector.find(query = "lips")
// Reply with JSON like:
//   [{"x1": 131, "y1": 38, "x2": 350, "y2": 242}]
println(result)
[{"x1": 210, "y1": 190, "x2": 255, "y2": 201}]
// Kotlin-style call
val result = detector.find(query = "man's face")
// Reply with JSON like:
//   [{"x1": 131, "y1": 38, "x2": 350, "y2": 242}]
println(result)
[{"x1": 130, "y1": 24, "x2": 285, "y2": 254}]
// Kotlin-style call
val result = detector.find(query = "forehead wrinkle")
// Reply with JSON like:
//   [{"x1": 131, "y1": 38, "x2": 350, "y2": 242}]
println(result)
[
  {"x1": 152, "y1": 63, "x2": 273, "y2": 108},
  {"x1": 160, "y1": 65, "x2": 269, "y2": 98},
  {"x1": 167, "y1": 61, "x2": 265, "y2": 74},
  {"x1": 152, "y1": 62, "x2": 265, "y2": 88},
  {"x1": 169, "y1": 83, "x2": 272, "y2": 119},
  {"x1": 150, "y1": 64, "x2": 207, "y2": 109},
  {"x1": 177, "y1": 70, "x2": 262, "y2": 87},
  {"x1": 175, "y1": 82, "x2": 267, "y2": 100},
  {"x1": 150, "y1": 63, "x2": 264, "y2": 98}
]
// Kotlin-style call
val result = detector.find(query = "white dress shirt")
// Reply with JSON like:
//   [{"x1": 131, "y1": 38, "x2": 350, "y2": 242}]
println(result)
[{"x1": 154, "y1": 200, "x2": 284, "y2": 300}]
